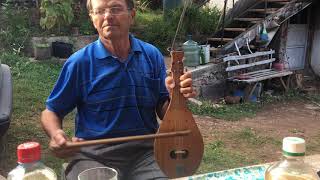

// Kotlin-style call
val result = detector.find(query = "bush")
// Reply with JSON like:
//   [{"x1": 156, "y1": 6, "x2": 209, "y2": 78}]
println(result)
[
  {"x1": 168, "y1": 5, "x2": 220, "y2": 37},
  {"x1": 138, "y1": 0, "x2": 162, "y2": 10},
  {"x1": 78, "y1": 10, "x2": 96, "y2": 35},
  {"x1": 40, "y1": 0, "x2": 74, "y2": 32},
  {"x1": 133, "y1": 6, "x2": 220, "y2": 54},
  {"x1": 0, "y1": 4, "x2": 30, "y2": 54},
  {"x1": 137, "y1": 17, "x2": 179, "y2": 54}
]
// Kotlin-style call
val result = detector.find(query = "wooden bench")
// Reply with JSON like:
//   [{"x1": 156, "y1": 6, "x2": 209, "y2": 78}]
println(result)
[{"x1": 223, "y1": 49, "x2": 293, "y2": 101}]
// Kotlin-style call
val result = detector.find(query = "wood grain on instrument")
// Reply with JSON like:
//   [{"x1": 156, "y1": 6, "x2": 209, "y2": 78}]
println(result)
[{"x1": 154, "y1": 51, "x2": 204, "y2": 178}]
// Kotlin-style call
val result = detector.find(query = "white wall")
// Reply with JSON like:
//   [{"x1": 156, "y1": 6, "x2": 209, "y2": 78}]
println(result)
[
  {"x1": 206, "y1": 0, "x2": 239, "y2": 10},
  {"x1": 311, "y1": 5, "x2": 320, "y2": 77}
]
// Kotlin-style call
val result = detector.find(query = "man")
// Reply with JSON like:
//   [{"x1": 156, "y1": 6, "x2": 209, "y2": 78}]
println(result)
[{"x1": 40, "y1": 0, "x2": 196, "y2": 179}]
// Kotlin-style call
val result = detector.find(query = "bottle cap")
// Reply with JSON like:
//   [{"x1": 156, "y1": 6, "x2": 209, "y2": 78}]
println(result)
[
  {"x1": 282, "y1": 137, "x2": 305, "y2": 157},
  {"x1": 17, "y1": 142, "x2": 41, "y2": 163}
]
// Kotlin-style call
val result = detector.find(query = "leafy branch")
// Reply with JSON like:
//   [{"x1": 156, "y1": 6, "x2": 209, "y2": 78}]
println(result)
[{"x1": 40, "y1": 0, "x2": 74, "y2": 32}]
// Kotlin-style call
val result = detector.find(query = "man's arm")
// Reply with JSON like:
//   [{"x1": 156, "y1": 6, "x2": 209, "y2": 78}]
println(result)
[
  {"x1": 41, "y1": 109, "x2": 82, "y2": 158},
  {"x1": 41, "y1": 109, "x2": 63, "y2": 138}
]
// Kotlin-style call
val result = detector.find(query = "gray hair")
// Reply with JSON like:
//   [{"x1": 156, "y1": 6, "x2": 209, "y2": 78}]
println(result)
[{"x1": 87, "y1": 0, "x2": 135, "y2": 12}]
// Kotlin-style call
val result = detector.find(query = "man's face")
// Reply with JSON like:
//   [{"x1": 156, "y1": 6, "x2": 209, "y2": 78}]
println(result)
[{"x1": 90, "y1": 0, "x2": 135, "y2": 40}]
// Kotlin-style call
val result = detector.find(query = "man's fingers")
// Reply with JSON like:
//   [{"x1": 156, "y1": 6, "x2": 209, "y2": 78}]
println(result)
[
  {"x1": 183, "y1": 90, "x2": 197, "y2": 98},
  {"x1": 72, "y1": 137, "x2": 84, "y2": 142},
  {"x1": 49, "y1": 140, "x2": 60, "y2": 151},
  {"x1": 180, "y1": 87, "x2": 193, "y2": 94},
  {"x1": 53, "y1": 129, "x2": 67, "y2": 146},
  {"x1": 180, "y1": 78, "x2": 192, "y2": 88},
  {"x1": 50, "y1": 140, "x2": 81, "y2": 159},
  {"x1": 180, "y1": 71, "x2": 192, "y2": 81},
  {"x1": 165, "y1": 76, "x2": 175, "y2": 89}
]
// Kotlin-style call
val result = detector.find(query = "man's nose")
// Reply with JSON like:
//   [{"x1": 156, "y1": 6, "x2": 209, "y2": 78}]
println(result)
[{"x1": 103, "y1": 10, "x2": 113, "y2": 18}]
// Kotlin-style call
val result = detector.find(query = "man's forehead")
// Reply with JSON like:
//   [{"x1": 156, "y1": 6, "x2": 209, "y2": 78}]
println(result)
[{"x1": 91, "y1": 0, "x2": 127, "y2": 8}]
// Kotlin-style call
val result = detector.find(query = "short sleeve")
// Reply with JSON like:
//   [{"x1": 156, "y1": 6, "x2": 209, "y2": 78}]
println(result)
[{"x1": 46, "y1": 60, "x2": 80, "y2": 118}]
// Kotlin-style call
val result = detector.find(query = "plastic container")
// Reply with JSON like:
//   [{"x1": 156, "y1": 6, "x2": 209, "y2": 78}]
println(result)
[
  {"x1": 200, "y1": 44, "x2": 210, "y2": 65},
  {"x1": 7, "y1": 142, "x2": 57, "y2": 180},
  {"x1": 52, "y1": 41, "x2": 73, "y2": 58},
  {"x1": 182, "y1": 35, "x2": 200, "y2": 67},
  {"x1": 265, "y1": 137, "x2": 320, "y2": 180}
]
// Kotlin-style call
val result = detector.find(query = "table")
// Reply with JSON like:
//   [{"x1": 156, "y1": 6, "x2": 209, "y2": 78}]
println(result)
[{"x1": 173, "y1": 154, "x2": 320, "y2": 180}]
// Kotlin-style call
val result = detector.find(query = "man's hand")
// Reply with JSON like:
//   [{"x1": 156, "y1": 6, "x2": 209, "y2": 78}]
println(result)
[
  {"x1": 49, "y1": 129, "x2": 83, "y2": 159},
  {"x1": 165, "y1": 71, "x2": 196, "y2": 98}
]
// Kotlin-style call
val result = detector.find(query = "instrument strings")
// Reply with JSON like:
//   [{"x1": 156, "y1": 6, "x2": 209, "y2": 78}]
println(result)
[{"x1": 171, "y1": 0, "x2": 192, "y2": 51}]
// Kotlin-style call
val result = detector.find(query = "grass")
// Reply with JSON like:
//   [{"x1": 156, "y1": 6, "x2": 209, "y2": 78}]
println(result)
[
  {"x1": 230, "y1": 127, "x2": 281, "y2": 147},
  {"x1": 188, "y1": 90, "x2": 320, "y2": 121},
  {"x1": 0, "y1": 53, "x2": 75, "y2": 178},
  {"x1": 198, "y1": 140, "x2": 259, "y2": 174},
  {"x1": 188, "y1": 101, "x2": 260, "y2": 121},
  {"x1": 1, "y1": 52, "x2": 320, "y2": 178}
]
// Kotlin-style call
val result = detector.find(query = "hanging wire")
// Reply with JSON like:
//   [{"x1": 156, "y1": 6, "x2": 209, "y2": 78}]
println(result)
[{"x1": 170, "y1": 0, "x2": 192, "y2": 51}]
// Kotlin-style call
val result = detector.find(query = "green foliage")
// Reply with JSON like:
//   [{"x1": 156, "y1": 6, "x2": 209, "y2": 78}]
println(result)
[
  {"x1": 133, "y1": 6, "x2": 220, "y2": 54},
  {"x1": 165, "y1": 5, "x2": 220, "y2": 36},
  {"x1": 134, "y1": 10, "x2": 162, "y2": 26},
  {"x1": 188, "y1": 101, "x2": 259, "y2": 121},
  {"x1": 138, "y1": 0, "x2": 162, "y2": 10},
  {"x1": 135, "y1": 16, "x2": 178, "y2": 53},
  {"x1": 261, "y1": 89, "x2": 318, "y2": 104},
  {"x1": 40, "y1": 0, "x2": 74, "y2": 31},
  {"x1": 0, "y1": 4, "x2": 30, "y2": 54},
  {"x1": 78, "y1": 11, "x2": 96, "y2": 35}
]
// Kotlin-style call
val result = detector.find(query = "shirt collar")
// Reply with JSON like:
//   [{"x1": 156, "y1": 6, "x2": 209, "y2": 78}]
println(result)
[
  {"x1": 129, "y1": 34, "x2": 142, "y2": 54},
  {"x1": 94, "y1": 34, "x2": 142, "y2": 60}
]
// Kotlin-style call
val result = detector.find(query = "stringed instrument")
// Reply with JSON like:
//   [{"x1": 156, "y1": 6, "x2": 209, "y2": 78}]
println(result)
[{"x1": 154, "y1": 50, "x2": 204, "y2": 178}]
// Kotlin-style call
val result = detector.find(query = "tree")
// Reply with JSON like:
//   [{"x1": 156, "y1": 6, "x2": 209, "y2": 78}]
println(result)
[{"x1": 40, "y1": 0, "x2": 74, "y2": 32}]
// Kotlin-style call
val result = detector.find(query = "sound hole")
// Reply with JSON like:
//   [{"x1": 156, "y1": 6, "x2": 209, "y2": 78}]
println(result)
[{"x1": 170, "y1": 149, "x2": 189, "y2": 159}]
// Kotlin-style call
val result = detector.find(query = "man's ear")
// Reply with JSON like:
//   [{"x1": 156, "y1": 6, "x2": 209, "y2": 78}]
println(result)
[{"x1": 130, "y1": 8, "x2": 136, "y2": 25}]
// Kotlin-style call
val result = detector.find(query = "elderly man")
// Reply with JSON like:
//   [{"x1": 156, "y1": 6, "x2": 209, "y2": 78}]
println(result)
[{"x1": 40, "y1": 0, "x2": 196, "y2": 179}]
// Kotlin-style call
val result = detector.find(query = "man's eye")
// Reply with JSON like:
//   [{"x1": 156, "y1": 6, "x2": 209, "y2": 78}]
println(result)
[
  {"x1": 111, "y1": 7, "x2": 122, "y2": 13},
  {"x1": 94, "y1": 10, "x2": 103, "y2": 14}
]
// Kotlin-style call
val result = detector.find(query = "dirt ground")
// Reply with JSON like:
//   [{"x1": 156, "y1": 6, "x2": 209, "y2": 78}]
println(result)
[
  {"x1": 163, "y1": 55, "x2": 320, "y2": 163},
  {"x1": 195, "y1": 100, "x2": 320, "y2": 162}
]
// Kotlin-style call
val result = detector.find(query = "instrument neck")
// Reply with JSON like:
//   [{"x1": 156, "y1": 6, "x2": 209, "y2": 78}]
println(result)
[{"x1": 170, "y1": 51, "x2": 187, "y2": 109}]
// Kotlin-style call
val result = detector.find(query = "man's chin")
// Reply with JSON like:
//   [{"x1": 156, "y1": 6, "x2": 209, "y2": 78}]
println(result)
[
  {"x1": 102, "y1": 32, "x2": 122, "y2": 40},
  {"x1": 100, "y1": 30, "x2": 111, "y2": 39}
]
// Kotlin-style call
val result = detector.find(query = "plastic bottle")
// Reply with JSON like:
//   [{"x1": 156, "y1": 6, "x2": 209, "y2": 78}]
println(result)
[
  {"x1": 7, "y1": 142, "x2": 57, "y2": 180},
  {"x1": 182, "y1": 35, "x2": 200, "y2": 67},
  {"x1": 265, "y1": 137, "x2": 320, "y2": 180}
]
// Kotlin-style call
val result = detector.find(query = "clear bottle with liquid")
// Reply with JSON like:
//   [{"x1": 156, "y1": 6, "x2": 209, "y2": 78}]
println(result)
[
  {"x1": 182, "y1": 35, "x2": 200, "y2": 67},
  {"x1": 265, "y1": 137, "x2": 319, "y2": 180},
  {"x1": 7, "y1": 142, "x2": 57, "y2": 180}
]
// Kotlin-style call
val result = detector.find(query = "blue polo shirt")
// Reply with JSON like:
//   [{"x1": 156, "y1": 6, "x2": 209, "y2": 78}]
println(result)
[{"x1": 46, "y1": 35, "x2": 169, "y2": 140}]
